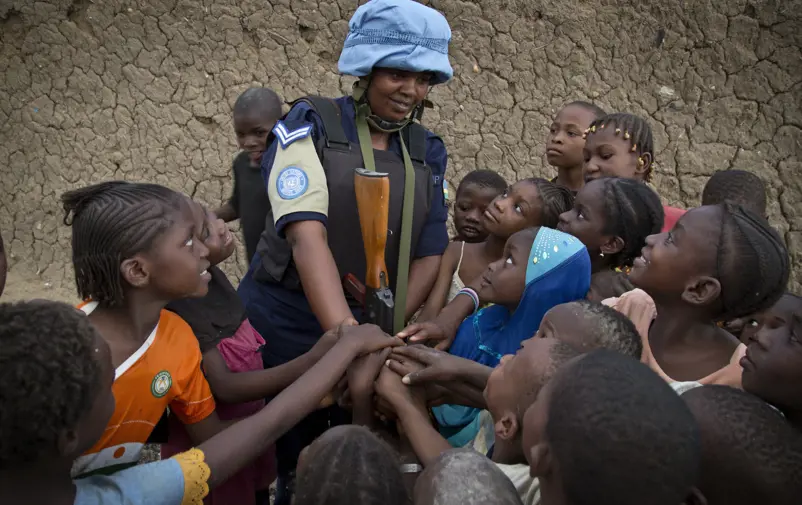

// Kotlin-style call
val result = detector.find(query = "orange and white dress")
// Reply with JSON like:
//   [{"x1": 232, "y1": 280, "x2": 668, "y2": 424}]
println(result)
[{"x1": 72, "y1": 301, "x2": 216, "y2": 479}]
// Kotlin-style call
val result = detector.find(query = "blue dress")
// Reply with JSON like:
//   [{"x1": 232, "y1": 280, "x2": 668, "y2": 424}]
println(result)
[{"x1": 433, "y1": 227, "x2": 591, "y2": 447}]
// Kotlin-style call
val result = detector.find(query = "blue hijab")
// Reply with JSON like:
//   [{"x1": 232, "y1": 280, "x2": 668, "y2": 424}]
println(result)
[{"x1": 434, "y1": 227, "x2": 591, "y2": 447}]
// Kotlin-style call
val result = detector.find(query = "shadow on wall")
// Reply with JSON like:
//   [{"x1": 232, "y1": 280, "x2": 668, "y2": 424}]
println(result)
[{"x1": 0, "y1": 0, "x2": 800, "y2": 296}]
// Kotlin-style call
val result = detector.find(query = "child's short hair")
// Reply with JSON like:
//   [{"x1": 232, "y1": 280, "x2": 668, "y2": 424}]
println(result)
[
  {"x1": 546, "y1": 350, "x2": 700, "y2": 505},
  {"x1": 414, "y1": 449, "x2": 523, "y2": 505},
  {"x1": 294, "y1": 425, "x2": 408, "y2": 505},
  {"x1": 456, "y1": 169, "x2": 507, "y2": 195},
  {"x1": 715, "y1": 202, "x2": 789, "y2": 320},
  {"x1": 597, "y1": 177, "x2": 664, "y2": 268},
  {"x1": 683, "y1": 385, "x2": 802, "y2": 505},
  {"x1": 569, "y1": 299, "x2": 643, "y2": 358},
  {"x1": 587, "y1": 113, "x2": 655, "y2": 180},
  {"x1": 702, "y1": 170, "x2": 767, "y2": 217},
  {"x1": 0, "y1": 300, "x2": 103, "y2": 468},
  {"x1": 62, "y1": 181, "x2": 186, "y2": 308},
  {"x1": 520, "y1": 177, "x2": 575, "y2": 228},
  {"x1": 565, "y1": 100, "x2": 607, "y2": 119},
  {"x1": 233, "y1": 87, "x2": 283, "y2": 119}
]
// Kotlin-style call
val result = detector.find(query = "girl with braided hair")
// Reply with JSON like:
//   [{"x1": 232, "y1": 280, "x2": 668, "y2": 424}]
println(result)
[
  {"x1": 558, "y1": 177, "x2": 664, "y2": 300},
  {"x1": 603, "y1": 202, "x2": 790, "y2": 387},
  {"x1": 61, "y1": 181, "x2": 234, "y2": 480},
  {"x1": 583, "y1": 112, "x2": 686, "y2": 232},
  {"x1": 417, "y1": 178, "x2": 574, "y2": 322}
]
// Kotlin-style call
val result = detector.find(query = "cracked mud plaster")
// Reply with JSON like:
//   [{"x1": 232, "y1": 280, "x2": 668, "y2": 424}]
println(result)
[{"x1": 0, "y1": 0, "x2": 801, "y2": 302}]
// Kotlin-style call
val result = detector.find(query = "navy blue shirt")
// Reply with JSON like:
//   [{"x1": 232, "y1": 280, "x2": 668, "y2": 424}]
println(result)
[{"x1": 240, "y1": 96, "x2": 449, "y2": 365}]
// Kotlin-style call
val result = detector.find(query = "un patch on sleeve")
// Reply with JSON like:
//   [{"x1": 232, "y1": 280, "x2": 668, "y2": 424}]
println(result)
[{"x1": 276, "y1": 166, "x2": 309, "y2": 200}]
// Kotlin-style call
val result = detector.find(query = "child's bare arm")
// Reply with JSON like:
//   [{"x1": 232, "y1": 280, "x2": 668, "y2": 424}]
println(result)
[
  {"x1": 375, "y1": 367, "x2": 451, "y2": 467},
  {"x1": 201, "y1": 328, "x2": 339, "y2": 404},
  {"x1": 416, "y1": 243, "x2": 460, "y2": 322},
  {"x1": 405, "y1": 255, "x2": 443, "y2": 321},
  {"x1": 198, "y1": 324, "x2": 403, "y2": 488}
]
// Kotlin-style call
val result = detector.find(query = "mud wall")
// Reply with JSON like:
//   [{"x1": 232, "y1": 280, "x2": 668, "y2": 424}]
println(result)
[{"x1": 1, "y1": 0, "x2": 800, "y2": 300}]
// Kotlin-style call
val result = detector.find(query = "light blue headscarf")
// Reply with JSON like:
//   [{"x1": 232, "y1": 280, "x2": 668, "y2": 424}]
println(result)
[
  {"x1": 433, "y1": 227, "x2": 591, "y2": 447},
  {"x1": 338, "y1": 0, "x2": 453, "y2": 84}
]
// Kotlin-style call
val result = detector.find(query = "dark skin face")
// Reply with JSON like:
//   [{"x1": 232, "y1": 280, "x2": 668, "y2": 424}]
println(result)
[
  {"x1": 535, "y1": 303, "x2": 598, "y2": 352},
  {"x1": 138, "y1": 201, "x2": 212, "y2": 301},
  {"x1": 583, "y1": 128, "x2": 650, "y2": 182},
  {"x1": 453, "y1": 183, "x2": 502, "y2": 243},
  {"x1": 233, "y1": 108, "x2": 277, "y2": 168},
  {"x1": 476, "y1": 230, "x2": 536, "y2": 309},
  {"x1": 485, "y1": 336, "x2": 554, "y2": 429},
  {"x1": 629, "y1": 206, "x2": 722, "y2": 307},
  {"x1": 482, "y1": 182, "x2": 544, "y2": 239},
  {"x1": 367, "y1": 68, "x2": 432, "y2": 122},
  {"x1": 741, "y1": 294, "x2": 802, "y2": 414},
  {"x1": 547, "y1": 105, "x2": 598, "y2": 170},
  {"x1": 557, "y1": 179, "x2": 623, "y2": 271},
  {"x1": 62, "y1": 332, "x2": 116, "y2": 459}
]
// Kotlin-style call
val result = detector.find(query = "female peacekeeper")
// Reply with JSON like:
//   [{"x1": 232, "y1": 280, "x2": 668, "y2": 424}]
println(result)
[{"x1": 236, "y1": 0, "x2": 453, "y2": 502}]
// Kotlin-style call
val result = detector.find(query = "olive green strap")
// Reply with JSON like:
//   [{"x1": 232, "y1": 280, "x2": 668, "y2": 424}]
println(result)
[
  {"x1": 394, "y1": 135, "x2": 416, "y2": 334},
  {"x1": 355, "y1": 104, "x2": 377, "y2": 173}
]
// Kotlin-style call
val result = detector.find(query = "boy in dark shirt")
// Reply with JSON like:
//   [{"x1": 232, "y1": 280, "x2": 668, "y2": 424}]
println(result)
[{"x1": 216, "y1": 87, "x2": 284, "y2": 262}]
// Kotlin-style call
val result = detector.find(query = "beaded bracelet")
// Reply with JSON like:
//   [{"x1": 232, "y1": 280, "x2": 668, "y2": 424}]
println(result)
[{"x1": 457, "y1": 287, "x2": 480, "y2": 314}]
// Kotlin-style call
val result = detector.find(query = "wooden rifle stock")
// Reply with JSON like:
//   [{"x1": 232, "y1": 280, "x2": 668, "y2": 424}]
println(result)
[{"x1": 348, "y1": 168, "x2": 395, "y2": 333}]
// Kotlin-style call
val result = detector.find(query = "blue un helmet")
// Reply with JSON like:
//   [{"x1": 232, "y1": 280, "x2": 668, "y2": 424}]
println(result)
[{"x1": 338, "y1": 0, "x2": 454, "y2": 85}]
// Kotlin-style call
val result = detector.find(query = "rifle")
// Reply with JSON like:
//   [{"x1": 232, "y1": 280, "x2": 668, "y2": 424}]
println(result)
[{"x1": 343, "y1": 168, "x2": 395, "y2": 334}]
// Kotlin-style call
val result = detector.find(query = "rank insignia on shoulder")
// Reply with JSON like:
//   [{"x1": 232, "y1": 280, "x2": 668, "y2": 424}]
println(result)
[{"x1": 273, "y1": 121, "x2": 313, "y2": 149}]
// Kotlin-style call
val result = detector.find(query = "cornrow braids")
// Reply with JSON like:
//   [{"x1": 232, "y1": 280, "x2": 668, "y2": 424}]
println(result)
[
  {"x1": 714, "y1": 202, "x2": 789, "y2": 320},
  {"x1": 566, "y1": 100, "x2": 607, "y2": 119},
  {"x1": 587, "y1": 113, "x2": 655, "y2": 181},
  {"x1": 521, "y1": 177, "x2": 575, "y2": 228},
  {"x1": 294, "y1": 425, "x2": 409, "y2": 505},
  {"x1": 61, "y1": 181, "x2": 186, "y2": 308},
  {"x1": 457, "y1": 169, "x2": 508, "y2": 194},
  {"x1": 702, "y1": 170, "x2": 767, "y2": 217},
  {"x1": 598, "y1": 177, "x2": 664, "y2": 269},
  {"x1": 0, "y1": 300, "x2": 103, "y2": 468}
]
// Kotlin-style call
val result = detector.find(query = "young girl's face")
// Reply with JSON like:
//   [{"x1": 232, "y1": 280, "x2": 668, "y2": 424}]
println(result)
[
  {"x1": 454, "y1": 182, "x2": 500, "y2": 243},
  {"x1": 547, "y1": 105, "x2": 597, "y2": 169},
  {"x1": 485, "y1": 336, "x2": 555, "y2": 427},
  {"x1": 557, "y1": 179, "x2": 608, "y2": 254},
  {"x1": 583, "y1": 128, "x2": 648, "y2": 182},
  {"x1": 482, "y1": 182, "x2": 543, "y2": 239},
  {"x1": 741, "y1": 294, "x2": 802, "y2": 411},
  {"x1": 628, "y1": 206, "x2": 720, "y2": 298},
  {"x1": 476, "y1": 230, "x2": 534, "y2": 307},
  {"x1": 145, "y1": 200, "x2": 212, "y2": 299},
  {"x1": 201, "y1": 209, "x2": 236, "y2": 266}
]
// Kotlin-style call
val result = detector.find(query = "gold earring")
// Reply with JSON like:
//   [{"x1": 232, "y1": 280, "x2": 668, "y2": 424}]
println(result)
[{"x1": 637, "y1": 157, "x2": 645, "y2": 167}]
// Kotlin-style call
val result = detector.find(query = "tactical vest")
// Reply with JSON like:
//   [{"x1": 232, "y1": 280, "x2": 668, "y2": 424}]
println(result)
[{"x1": 254, "y1": 97, "x2": 434, "y2": 306}]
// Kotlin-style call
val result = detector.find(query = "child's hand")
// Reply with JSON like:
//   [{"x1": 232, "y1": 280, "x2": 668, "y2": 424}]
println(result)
[
  {"x1": 347, "y1": 347, "x2": 393, "y2": 399},
  {"x1": 388, "y1": 345, "x2": 465, "y2": 384},
  {"x1": 396, "y1": 321, "x2": 454, "y2": 351},
  {"x1": 338, "y1": 323, "x2": 404, "y2": 356},
  {"x1": 310, "y1": 327, "x2": 341, "y2": 360},
  {"x1": 375, "y1": 366, "x2": 427, "y2": 413}
]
